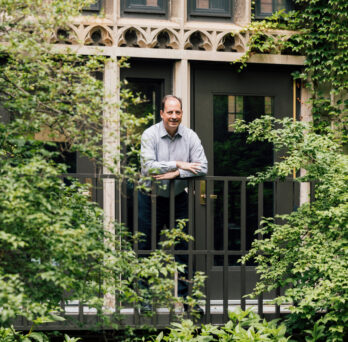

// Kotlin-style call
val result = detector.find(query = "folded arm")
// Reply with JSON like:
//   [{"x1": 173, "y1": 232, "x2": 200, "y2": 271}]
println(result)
[
  {"x1": 177, "y1": 134, "x2": 207, "y2": 178},
  {"x1": 141, "y1": 133, "x2": 177, "y2": 175},
  {"x1": 141, "y1": 130, "x2": 207, "y2": 180}
]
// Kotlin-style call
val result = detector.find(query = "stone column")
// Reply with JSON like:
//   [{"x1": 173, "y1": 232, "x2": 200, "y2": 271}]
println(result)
[
  {"x1": 105, "y1": 0, "x2": 116, "y2": 21},
  {"x1": 299, "y1": 82, "x2": 312, "y2": 206},
  {"x1": 174, "y1": 59, "x2": 190, "y2": 128},
  {"x1": 103, "y1": 57, "x2": 120, "y2": 311},
  {"x1": 170, "y1": 0, "x2": 185, "y2": 24},
  {"x1": 233, "y1": 0, "x2": 251, "y2": 26}
]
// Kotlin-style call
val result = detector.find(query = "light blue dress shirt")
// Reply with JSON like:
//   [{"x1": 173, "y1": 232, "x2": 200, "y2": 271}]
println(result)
[{"x1": 141, "y1": 121, "x2": 208, "y2": 197}]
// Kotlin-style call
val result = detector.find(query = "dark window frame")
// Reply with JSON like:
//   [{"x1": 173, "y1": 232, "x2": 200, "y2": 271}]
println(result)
[
  {"x1": 188, "y1": 0, "x2": 231, "y2": 19},
  {"x1": 121, "y1": 0, "x2": 167, "y2": 16},
  {"x1": 254, "y1": 0, "x2": 294, "y2": 19},
  {"x1": 83, "y1": 0, "x2": 102, "y2": 13}
]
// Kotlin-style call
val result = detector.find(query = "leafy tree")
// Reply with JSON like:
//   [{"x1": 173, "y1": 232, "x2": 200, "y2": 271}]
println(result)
[
  {"x1": 0, "y1": 122, "x2": 206, "y2": 332},
  {"x1": 235, "y1": 117, "x2": 348, "y2": 342},
  {"x1": 0, "y1": 0, "x2": 149, "y2": 176},
  {"x1": 0, "y1": 0, "x2": 205, "y2": 337},
  {"x1": 231, "y1": 2, "x2": 348, "y2": 340}
]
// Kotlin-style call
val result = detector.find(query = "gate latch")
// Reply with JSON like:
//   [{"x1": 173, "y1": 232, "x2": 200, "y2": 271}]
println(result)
[{"x1": 200, "y1": 180, "x2": 217, "y2": 205}]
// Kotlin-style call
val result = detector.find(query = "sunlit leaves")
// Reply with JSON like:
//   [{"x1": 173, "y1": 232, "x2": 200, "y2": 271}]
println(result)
[{"x1": 238, "y1": 117, "x2": 348, "y2": 341}]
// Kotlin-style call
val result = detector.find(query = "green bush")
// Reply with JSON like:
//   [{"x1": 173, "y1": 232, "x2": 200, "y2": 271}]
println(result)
[
  {"x1": 235, "y1": 117, "x2": 348, "y2": 342},
  {"x1": 154, "y1": 308, "x2": 290, "y2": 342}
]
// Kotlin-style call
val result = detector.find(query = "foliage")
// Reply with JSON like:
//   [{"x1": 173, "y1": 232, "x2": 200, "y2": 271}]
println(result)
[
  {"x1": 235, "y1": 117, "x2": 348, "y2": 341},
  {"x1": 241, "y1": 0, "x2": 347, "y2": 142},
  {"x1": 0, "y1": 0, "x2": 152, "y2": 179},
  {"x1": 0, "y1": 0, "x2": 205, "y2": 337},
  {"x1": 0, "y1": 124, "x2": 112, "y2": 323},
  {"x1": 0, "y1": 124, "x2": 205, "y2": 327},
  {"x1": 153, "y1": 308, "x2": 290, "y2": 342},
  {"x1": 233, "y1": 3, "x2": 348, "y2": 339},
  {"x1": 0, "y1": 326, "x2": 80, "y2": 342}
]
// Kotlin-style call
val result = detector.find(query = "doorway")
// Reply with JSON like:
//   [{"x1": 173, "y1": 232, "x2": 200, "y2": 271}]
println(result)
[{"x1": 191, "y1": 62, "x2": 299, "y2": 300}]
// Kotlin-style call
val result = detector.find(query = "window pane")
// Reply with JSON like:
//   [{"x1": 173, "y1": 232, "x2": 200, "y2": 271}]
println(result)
[
  {"x1": 213, "y1": 95, "x2": 273, "y2": 176},
  {"x1": 146, "y1": 0, "x2": 158, "y2": 6},
  {"x1": 228, "y1": 95, "x2": 235, "y2": 113},
  {"x1": 196, "y1": 0, "x2": 226, "y2": 10},
  {"x1": 236, "y1": 95, "x2": 243, "y2": 113},
  {"x1": 129, "y1": 0, "x2": 159, "y2": 6},
  {"x1": 196, "y1": 0, "x2": 209, "y2": 9},
  {"x1": 265, "y1": 96, "x2": 272, "y2": 114},
  {"x1": 260, "y1": 0, "x2": 273, "y2": 13},
  {"x1": 130, "y1": 0, "x2": 146, "y2": 4},
  {"x1": 210, "y1": 0, "x2": 225, "y2": 9}
]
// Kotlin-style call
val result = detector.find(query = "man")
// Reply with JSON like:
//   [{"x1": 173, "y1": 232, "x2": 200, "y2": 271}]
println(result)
[{"x1": 138, "y1": 94, "x2": 207, "y2": 306}]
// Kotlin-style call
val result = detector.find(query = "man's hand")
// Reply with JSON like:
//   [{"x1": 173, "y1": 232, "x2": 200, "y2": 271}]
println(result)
[
  {"x1": 153, "y1": 169, "x2": 180, "y2": 180},
  {"x1": 176, "y1": 161, "x2": 201, "y2": 174}
]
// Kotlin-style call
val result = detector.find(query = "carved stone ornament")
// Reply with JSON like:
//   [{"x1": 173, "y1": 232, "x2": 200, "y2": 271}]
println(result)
[
  {"x1": 66, "y1": 22, "x2": 257, "y2": 54},
  {"x1": 84, "y1": 25, "x2": 113, "y2": 46},
  {"x1": 51, "y1": 26, "x2": 78, "y2": 45},
  {"x1": 184, "y1": 30, "x2": 213, "y2": 51},
  {"x1": 149, "y1": 28, "x2": 180, "y2": 49},
  {"x1": 216, "y1": 32, "x2": 247, "y2": 52},
  {"x1": 117, "y1": 27, "x2": 147, "y2": 47}
]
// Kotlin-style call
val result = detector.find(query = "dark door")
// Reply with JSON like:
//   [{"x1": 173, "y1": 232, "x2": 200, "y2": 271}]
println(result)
[
  {"x1": 192, "y1": 62, "x2": 299, "y2": 301},
  {"x1": 120, "y1": 58, "x2": 173, "y2": 230}
]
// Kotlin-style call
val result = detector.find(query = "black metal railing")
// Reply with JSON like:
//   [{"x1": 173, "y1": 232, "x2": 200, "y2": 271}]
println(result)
[{"x1": 14, "y1": 173, "x2": 309, "y2": 330}]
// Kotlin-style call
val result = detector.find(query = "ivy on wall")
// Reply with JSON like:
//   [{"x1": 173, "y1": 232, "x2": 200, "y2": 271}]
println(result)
[{"x1": 242, "y1": 0, "x2": 347, "y2": 143}]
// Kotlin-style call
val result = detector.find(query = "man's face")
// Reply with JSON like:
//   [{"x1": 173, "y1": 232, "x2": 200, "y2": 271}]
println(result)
[{"x1": 160, "y1": 97, "x2": 183, "y2": 135}]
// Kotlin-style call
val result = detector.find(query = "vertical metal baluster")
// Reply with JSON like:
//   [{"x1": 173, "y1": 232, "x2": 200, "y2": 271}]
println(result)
[
  {"x1": 151, "y1": 183, "x2": 157, "y2": 251},
  {"x1": 205, "y1": 179, "x2": 213, "y2": 322},
  {"x1": 240, "y1": 180, "x2": 246, "y2": 311},
  {"x1": 151, "y1": 183, "x2": 157, "y2": 324},
  {"x1": 276, "y1": 287, "x2": 281, "y2": 318},
  {"x1": 133, "y1": 187, "x2": 139, "y2": 253},
  {"x1": 79, "y1": 301, "x2": 83, "y2": 324},
  {"x1": 274, "y1": 181, "x2": 280, "y2": 317},
  {"x1": 169, "y1": 180, "x2": 176, "y2": 323},
  {"x1": 223, "y1": 180, "x2": 229, "y2": 322},
  {"x1": 188, "y1": 179, "x2": 194, "y2": 299},
  {"x1": 170, "y1": 181, "x2": 175, "y2": 231},
  {"x1": 122, "y1": 179, "x2": 128, "y2": 227},
  {"x1": 115, "y1": 178, "x2": 121, "y2": 318},
  {"x1": 133, "y1": 186, "x2": 139, "y2": 325},
  {"x1": 115, "y1": 178, "x2": 121, "y2": 223},
  {"x1": 257, "y1": 182, "x2": 264, "y2": 317}
]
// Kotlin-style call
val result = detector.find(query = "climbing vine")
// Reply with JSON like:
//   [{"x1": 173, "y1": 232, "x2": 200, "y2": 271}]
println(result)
[
  {"x1": 239, "y1": 0, "x2": 347, "y2": 143},
  {"x1": 233, "y1": 2, "x2": 348, "y2": 341}
]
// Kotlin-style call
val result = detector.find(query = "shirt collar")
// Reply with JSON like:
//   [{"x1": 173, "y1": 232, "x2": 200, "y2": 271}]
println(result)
[{"x1": 159, "y1": 120, "x2": 183, "y2": 138}]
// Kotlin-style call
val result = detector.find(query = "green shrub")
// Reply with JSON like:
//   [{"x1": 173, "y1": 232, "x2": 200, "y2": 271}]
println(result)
[
  {"x1": 154, "y1": 308, "x2": 290, "y2": 342},
  {"x1": 235, "y1": 117, "x2": 348, "y2": 342}
]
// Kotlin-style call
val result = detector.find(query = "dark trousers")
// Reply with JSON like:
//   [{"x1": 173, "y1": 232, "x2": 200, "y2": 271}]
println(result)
[{"x1": 138, "y1": 191, "x2": 188, "y2": 297}]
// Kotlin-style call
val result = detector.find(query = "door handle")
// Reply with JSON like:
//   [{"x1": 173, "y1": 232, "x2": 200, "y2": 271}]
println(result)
[{"x1": 200, "y1": 180, "x2": 217, "y2": 205}]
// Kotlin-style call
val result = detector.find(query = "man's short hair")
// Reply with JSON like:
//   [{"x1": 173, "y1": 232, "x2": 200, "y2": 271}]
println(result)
[{"x1": 161, "y1": 95, "x2": 182, "y2": 111}]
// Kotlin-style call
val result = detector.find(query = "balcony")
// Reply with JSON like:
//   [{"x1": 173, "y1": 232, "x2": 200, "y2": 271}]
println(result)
[{"x1": 13, "y1": 174, "x2": 311, "y2": 330}]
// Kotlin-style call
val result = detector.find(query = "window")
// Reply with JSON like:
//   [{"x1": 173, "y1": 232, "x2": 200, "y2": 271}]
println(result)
[
  {"x1": 213, "y1": 95, "x2": 274, "y2": 264},
  {"x1": 255, "y1": 0, "x2": 294, "y2": 19},
  {"x1": 122, "y1": 0, "x2": 167, "y2": 16},
  {"x1": 83, "y1": 0, "x2": 102, "y2": 13},
  {"x1": 188, "y1": 0, "x2": 231, "y2": 18},
  {"x1": 213, "y1": 95, "x2": 274, "y2": 177}
]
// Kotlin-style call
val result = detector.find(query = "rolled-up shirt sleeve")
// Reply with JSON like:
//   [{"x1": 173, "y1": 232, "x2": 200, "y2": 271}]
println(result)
[
  {"x1": 141, "y1": 131, "x2": 177, "y2": 175},
  {"x1": 179, "y1": 132, "x2": 208, "y2": 178}
]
